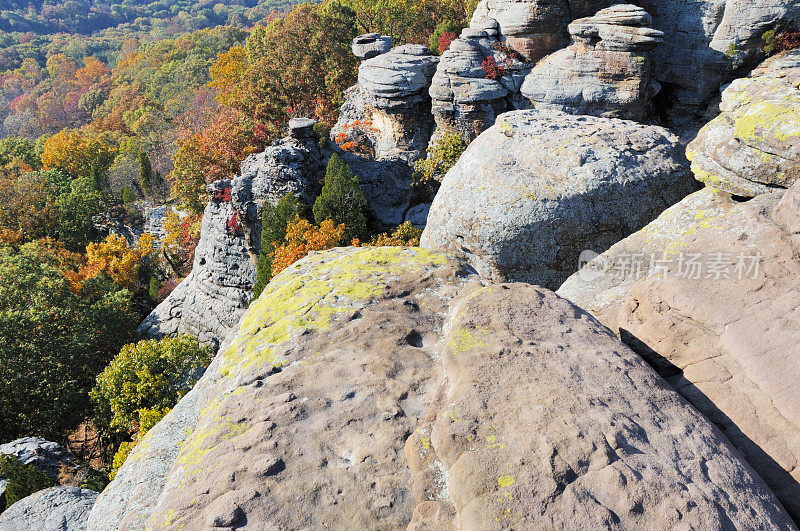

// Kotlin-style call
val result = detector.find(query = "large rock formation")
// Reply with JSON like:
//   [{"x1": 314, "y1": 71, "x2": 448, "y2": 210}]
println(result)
[
  {"x1": 557, "y1": 187, "x2": 738, "y2": 331},
  {"x1": 429, "y1": 28, "x2": 530, "y2": 142},
  {"x1": 521, "y1": 4, "x2": 664, "y2": 121},
  {"x1": 334, "y1": 45, "x2": 439, "y2": 163},
  {"x1": 687, "y1": 49, "x2": 800, "y2": 197},
  {"x1": 138, "y1": 179, "x2": 255, "y2": 349},
  {"x1": 635, "y1": 0, "x2": 800, "y2": 125},
  {"x1": 611, "y1": 181, "x2": 800, "y2": 521},
  {"x1": 230, "y1": 118, "x2": 324, "y2": 261},
  {"x1": 420, "y1": 109, "x2": 697, "y2": 289},
  {"x1": 89, "y1": 247, "x2": 793, "y2": 528},
  {"x1": 0, "y1": 487, "x2": 98, "y2": 531}
]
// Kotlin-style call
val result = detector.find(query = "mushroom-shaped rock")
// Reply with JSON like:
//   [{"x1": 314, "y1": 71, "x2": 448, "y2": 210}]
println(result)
[
  {"x1": 687, "y1": 49, "x2": 800, "y2": 197},
  {"x1": 351, "y1": 33, "x2": 393, "y2": 60},
  {"x1": 335, "y1": 44, "x2": 439, "y2": 163},
  {"x1": 468, "y1": 0, "x2": 572, "y2": 62},
  {"x1": 521, "y1": 4, "x2": 663, "y2": 121},
  {"x1": 420, "y1": 109, "x2": 697, "y2": 289}
]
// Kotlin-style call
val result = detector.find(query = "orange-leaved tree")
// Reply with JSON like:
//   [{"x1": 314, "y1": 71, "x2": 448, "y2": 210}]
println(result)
[
  {"x1": 66, "y1": 233, "x2": 156, "y2": 293},
  {"x1": 270, "y1": 216, "x2": 346, "y2": 277}
]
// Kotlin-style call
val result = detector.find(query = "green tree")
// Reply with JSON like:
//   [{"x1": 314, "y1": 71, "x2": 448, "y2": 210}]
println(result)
[
  {"x1": 0, "y1": 242, "x2": 139, "y2": 441},
  {"x1": 139, "y1": 151, "x2": 154, "y2": 196},
  {"x1": 121, "y1": 184, "x2": 136, "y2": 204},
  {"x1": 253, "y1": 193, "x2": 308, "y2": 299},
  {"x1": 56, "y1": 177, "x2": 103, "y2": 251},
  {"x1": 0, "y1": 455, "x2": 55, "y2": 511},
  {"x1": 313, "y1": 154, "x2": 369, "y2": 242},
  {"x1": 91, "y1": 335, "x2": 211, "y2": 437}
]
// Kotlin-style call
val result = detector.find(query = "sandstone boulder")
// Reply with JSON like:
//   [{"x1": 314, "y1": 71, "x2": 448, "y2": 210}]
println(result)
[
  {"x1": 557, "y1": 187, "x2": 738, "y2": 331},
  {"x1": 613, "y1": 181, "x2": 800, "y2": 521},
  {"x1": 420, "y1": 109, "x2": 697, "y2": 289},
  {"x1": 521, "y1": 4, "x2": 664, "y2": 121},
  {"x1": 0, "y1": 487, "x2": 98, "y2": 531},
  {"x1": 635, "y1": 0, "x2": 800, "y2": 125},
  {"x1": 687, "y1": 49, "x2": 800, "y2": 197},
  {"x1": 91, "y1": 247, "x2": 793, "y2": 528},
  {"x1": 92, "y1": 247, "x2": 477, "y2": 529},
  {"x1": 138, "y1": 179, "x2": 255, "y2": 349},
  {"x1": 407, "y1": 283, "x2": 792, "y2": 528}
]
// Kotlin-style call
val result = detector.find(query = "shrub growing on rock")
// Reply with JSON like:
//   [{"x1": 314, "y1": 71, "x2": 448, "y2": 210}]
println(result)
[
  {"x1": 413, "y1": 130, "x2": 465, "y2": 199},
  {"x1": 91, "y1": 335, "x2": 211, "y2": 437},
  {"x1": 313, "y1": 154, "x2": 369, "y2": 242},
  {"x1": 270, "y1": 217, "x2": 346, "y2": 277},
  {"x1": 109, "y1": 407, "x2": 170, "y2": 480}
]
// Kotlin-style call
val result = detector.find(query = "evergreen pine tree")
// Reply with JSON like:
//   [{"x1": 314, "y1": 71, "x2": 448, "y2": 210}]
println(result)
[
  {"x1": 313, "y1": 154, "x2": 369, "y2": 242},
  {"x1": 252, "y1": 193, "x2": 307, "y2": 299},
  {"x1": 139, "y1": 151, "x2": 154, "y2": 196},
  {"x1": 121, "y1": 185, "x2": 136, "y2": 204}
]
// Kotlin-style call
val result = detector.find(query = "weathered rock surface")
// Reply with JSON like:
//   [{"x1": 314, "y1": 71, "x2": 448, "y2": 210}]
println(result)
[
  {"x1": 687, "y1": 49, "x2": 800, "y2": 197},
  {"x1": 334, "y1": 45, "x2": 439, "y2": 163},
  {"x1": 0, "y1": 487, "x2": 98, "y2": 531},
  {"x1": 430, "y1": 27, "x2": 530, "y2": 142},
  {"x1": 138, "y1": 179, "x2": 255, "y2": 349},
  {"x1": 521, "y1": 4, "x2": 664, "y2": 121},
  {"x1": 351, "y1": 33, "x2": 393, "y2": 60},
  {"x1": 557, "y1": 187, "x2": 738, "y2": 331},
  {"x1": 0, "y1": 437, "x2": 76, "y2": 509},
  {"x1": 90, "y1": 247, "x2": 793, "y2": 529},
  {"x1": 635, "y1": 0, "x2": 800, "y2": 124},
  {"x1": 92, "y1": 247, "x2": 477, "y2": 529},
  {"x1": 407, "y1": 283, "x2": 792, "y2": 528},
  {"x1": 610, "y1": 181, "x2": 800, "y2": 521},
  {"x1": 421, "y1": 109, "x2": 697, "y2": 289},
  {"x1": 231, "y1": 121, "x2": 324, "y2": 260}
]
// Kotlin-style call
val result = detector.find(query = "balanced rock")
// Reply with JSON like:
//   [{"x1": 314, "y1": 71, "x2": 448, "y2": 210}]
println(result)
[
  {"x1": 429, "y1": 27, "x2": 530, "y2": 142},
  {"x1": 351, "y1": 33, "x2": 393, "y2": 60},
  {"x1": 333, "y1": 45, "x2": 439, "y2": 163},
  {"x1": 0, "y1": 487, "x2": 98, "y2": 531},
  {"x1": 138, "y1": 179, "x2": 255, "y2": 349},
  {"x1": 614, "y1": 180, "x2": 800, "y2": 521},
  {"x1": 687, "y1": 49, "x2": 800, "y2": 197},
  {"x1": 89, "y1": 247, "x2": 793, "y2": 528},
  {"x1": 635, "y1": 0, "x2": 800, "y2": 125},
  {"x1": 420, "y1": 109, "x2": 696, "y2": 289},
  {"x1": 558, "y1": 187, "x2": 738, "y2": 331},
  {"x1": 521, "y1": 4, "x2": 664, "y2": 121}
]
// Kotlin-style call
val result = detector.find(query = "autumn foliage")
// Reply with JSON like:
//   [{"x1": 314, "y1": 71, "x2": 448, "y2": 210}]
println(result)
[
  {"x1": 270, "y1": 217, "x2": 346, "y2": 277},
  {"x1": 66, "y1": 234, "x2": 156, "y2": 293}
]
